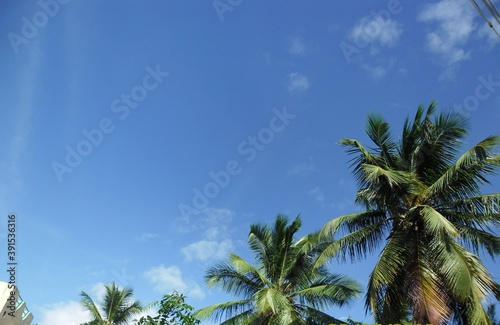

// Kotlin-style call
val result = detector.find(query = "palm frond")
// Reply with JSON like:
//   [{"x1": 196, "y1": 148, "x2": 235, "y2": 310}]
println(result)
[
  {"x1": 367, "y1": 229, "x2": 412, "y2": 320},
  {"x1": 339, "y1": 139, "x2": 385, "y2": 192},
  {"x1": 428, "y1": 137, "x2": 500, "y2": 200},
  {"x1": 418, "y1": 205, "x2": 460, "y2": 238},
  {"x1": 365, "y1": 113, "x2": 397, "y2": 166},
  {"x1": 193, "y1": 299, "x2": 253, "y2": 322},
  {"x1": 447, "y1": 194, "x2": 500, "y2": 223},
  {"x1": 197, "y1": 215, "x2": 360, "y2": 323},
  {"x1": 80, "y1": 291, "x2": 103, "y2": 322},
  {"x1": 254, "y1": 288, "x2": 291, "y2": 315},
  {"x1": 205, "y1": 261, "x2": 262, "y2": 297},
  {"x1": 455, "y1": 223, "x2": 500, "y2": 258},
  {"x1": 296, "y1": 305, "x2": 355, "y2": 325},
  {"x1": 316, "y1": 212, "x2": 388, "y2": 266},
  {"x1": 228, "y1": 253, "x2": 271, "y2": 287},
  {"x1": 334, "y1": 103, "x2": 500, "y2": 324},
  {"x1": 293, "y1": 274, "x2": 361, "y2": 309},
  {"x1": 248, "y1": 223, "x2": 272, "y2": 269},
  {"x1": 399, "y1": 103, "x2": 427, "y2": 165},
  {"x1": 361, "y1": 164, "x2": 413, "y2": 189}
]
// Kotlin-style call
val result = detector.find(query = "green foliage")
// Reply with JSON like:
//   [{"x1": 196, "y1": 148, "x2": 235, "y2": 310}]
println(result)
[
  {"x1": 80, "y1": 282, "x2": 142, "y2": 325},
  {"x1": 195, "y1": 214, "x2": 361, "y2": 324},
  {"x1": 319, "y1": 102, "x2": 500, "y2": 325},
  {"x1": 137, "y1": 292, "x2": 200, "y2": 325}
]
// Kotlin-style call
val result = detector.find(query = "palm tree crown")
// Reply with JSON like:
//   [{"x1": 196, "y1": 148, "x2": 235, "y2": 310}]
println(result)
[
  {"x1": 195, "y1": 214, "x2": 362, "y2": 324},
  {"x1": 80, "y1": 282, "x2": 143, "y2": 325},
  {"x1": 318, "y1": 102, "x2": 500, "y2": 325}
]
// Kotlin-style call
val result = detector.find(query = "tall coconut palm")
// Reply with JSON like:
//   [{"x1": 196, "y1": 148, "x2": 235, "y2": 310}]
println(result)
[
  {"x1": 80, "y1": 283, "x2": 143, "y2": 325},
  {"x1": 317, "y1": 102, "x2": 500, "y2": 325},
  {"x1": 194, "y1": 214, "x2": 362, "y2": 324}
]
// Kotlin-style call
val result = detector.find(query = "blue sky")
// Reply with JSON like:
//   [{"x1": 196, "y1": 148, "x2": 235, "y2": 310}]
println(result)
[{"x1": 1, "y1": 1, "x2": 500, "y2": 324}]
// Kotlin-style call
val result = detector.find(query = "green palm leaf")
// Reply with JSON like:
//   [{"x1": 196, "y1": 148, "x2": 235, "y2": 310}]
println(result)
[
  {"x1": 195, "y1": 214, "x2": 361, "y2": 324},
  {"x1": 80, "y1": 283, "x2": 142, "y2": 325},
  {"x1": 323, "y1": 102, "x2": 500, "y2": 324}
]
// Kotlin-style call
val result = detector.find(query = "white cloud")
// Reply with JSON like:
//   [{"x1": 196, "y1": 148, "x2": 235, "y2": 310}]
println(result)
[
  {"x1": 345, "y1": 15, "x2": 401, "y2": 79},
  {"x1": 144, "y1": 265, "x2": 187, "y2": 292},
  {"x1": 143, "y1": 265, "x2": 205, "y2": 299},
  {"x1": 88, "y1": 282, "x2": 107, "y2": 303},
  {"x1": 288, "y1": 36, "x2": 306, "y2": 56},
  {"x1": 288, "y1": 73, "x2": 311, "y2": 92},
  {"x1": 180, "y1": 207, "x2": 236, "y2": 262},
  {"x1": 287, "y1": 158, "x2": 315, "y2": 176},
  {"x1": 362, "y1": 64, "x2": 388, "y2": 80},
  {"x1": 361, "y1": 58, "x2": 395, "y2": 81},
  {"x1": 204, "y1": 226, "x2": 222, "y2": 240},
  {"x1": 182, "y1": 239, "x2": 234, "y2": 262},
  {"x1": 418, "y1": 0, "x2": 475, "y2": 65},
  {"x1": 477, "y1": 21, "x2": 500, "y2": 47},
  {"x1": 175, "y1": 207, "x2": 234, "y2": 237},
  {"x1": 37, "y1": 282, "x2": 144, "y2": 325},
  {"x1": 350, "y1": 16, "x2": 402, "y2": 48},
  {"x1": 188, "y1": 284, "x2": 205, "y2": 300},
  {"x1": 38, "y1": 296, "x2": 153, "y2": 325},
  {"x1": 38, "y1": 301, "x2": 91, "y2": 325},
  {"x1": 202, "y1": 207, "x2": 234, "y2": 225},
  {"x1": 135, "y1": 232, "x2": 158, "y2": 242}
]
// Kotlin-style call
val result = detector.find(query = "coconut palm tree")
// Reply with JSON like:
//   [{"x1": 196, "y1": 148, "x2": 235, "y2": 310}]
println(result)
[
  {"x1": 194, "y1": 214, "x2": 362, "y2": 324},
  {"x1": 80, "y1": 282, "x2": 142, "y2": 325},
  {"x1": 317, "y1": 102, "x2": 500, "y2": 325}
]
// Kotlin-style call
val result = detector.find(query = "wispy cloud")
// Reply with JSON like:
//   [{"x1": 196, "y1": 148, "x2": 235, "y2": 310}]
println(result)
[
  {"x1": 287, "y1": 73, "x2": 311, "y2": 92},
  {"x1": 143, "y1": 265, "x2": 205, "y2": 299},
  {"x1": 418, "y1": 0, "x2": 475, "y2": 66},
  {"x1": 174, "y1": 207, "x2": 234, "y2": 234},
  {"x1": 362, "y1": 64, "x2": 388, "y2": 80},
  {"x1": 361, "y1": 58, "x2": 395, "y2": 81},
  {"x1": 350, "y1": 16, "x2": 403, "y2": 48},
  {"x1": 287, "y1": 158, "x2": 315, "y2": 176},
  {"x1": 204, "y1": 225, "x2": 225, "y2": 240},
  {"x1": 182, "y1": 239, "x2": 234, "y2": 262},
  {"x1": 134, "y1": 232, "x2": 158, "y2": 242},
  {"x1": 309, "y1": 187, "x2": 325, "y2": 206},
  {"x1": 202, "y1": 207, "x2": 234, "y2": 225},
  {"x1": 346, "y1": 15, "x2": 402, "y2": 80},
  {"x1": 287, "y1": 36, "x2": 307, "y2": 56},
  {"x1": 477, "y1": 21, "x2": 500, "y2": 47},
  {"x1": 180, "y1": 207, "x2": 235, "y2": 262},
  {"x1": 0, "y1": 32, "x2": 40, "y2": 207},
  {"x1": 88, "y1": 282, "x2": 107, "y2": 303}
]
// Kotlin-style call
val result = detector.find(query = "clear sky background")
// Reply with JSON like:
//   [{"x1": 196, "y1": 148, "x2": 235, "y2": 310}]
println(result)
[{"x1": 1, "y1": 1, "x2": 500, "y2": 324}]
